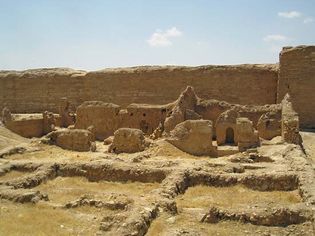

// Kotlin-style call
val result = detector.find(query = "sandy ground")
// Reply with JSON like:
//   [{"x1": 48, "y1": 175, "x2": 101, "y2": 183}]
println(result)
[
  {"x1": 301, "y1": 130, "x2": 315, "y2": 164},
  {"x1": 0, "y1": 125, "x2": 29, "y2": 150},
  {"x1": 1, "y1": 125, "x2": 315, "y2": 235}
]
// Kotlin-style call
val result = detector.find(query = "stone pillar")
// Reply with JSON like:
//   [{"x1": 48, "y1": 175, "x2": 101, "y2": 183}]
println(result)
[
  {"x1": 59, "y1": 97, "x2": 75, "y2": 128},
  {"x1": 281, "y1": 94, "x2": 301, "y2": 145},
  {"x1": 43, "y1": 111, "x2": 56, "y2": 134},
  {"x1": 164, "y1": 86, "x2": 198, "y2": 133},
  {"x1": 1, "y1": 107, "x2": 12, "y2": 124}
]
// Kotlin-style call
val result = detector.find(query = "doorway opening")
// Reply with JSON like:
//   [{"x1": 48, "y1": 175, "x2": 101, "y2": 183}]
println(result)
[{"x1": 225, "y1": 127, "x2": 234, "y2": 144}]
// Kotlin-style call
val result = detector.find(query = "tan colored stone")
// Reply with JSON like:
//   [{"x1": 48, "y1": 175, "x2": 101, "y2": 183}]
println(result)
[
  {"x1": 166, "y1": 120, "x2": 215, "y2": 156},
  {"x1": 59, "y1": 97, "x2": 75, "y2": 128},
  {"x1": 75, "y1": 101, "x2": 120, "y2": 140},
  {"x1": 42, "y1": 111, "x2": 56, "y2": 135},
  {"x1": 216, "y1": 109, "x2": 240, "y2": 145},
  {"x1": 281, "y1": 94, "x2": 302, "y2": 145},
  {"x1": 164, "y1": 86, "x2": 198, "y2": 133},
  {"x1": 277, "y1": 45, "x2": 315, "y2": 128},
  {"x1": 1, "y1": 107, "x2": 12, "y2": 124},
  {"x1": 109, "y1": 128, "x2": 148, "y2": 154},
  {"x1": 257, "y1": 111, "x2": 281, "y2": 140},
  {"x1": 0, "y1": 65, "x2": 278, "y2": 114},
  {"x1": 75, "y1": 101, "x2": 168, "y2": 140},
  {"x1": 236, "y1": 117, "x2": 259, "y2": 152},
  {"x1": 47, "y1": 128, "x2": 95, "y2": 152},
  {"x1": 104, "y1": 136, "x2": 113, "y2": 145}
]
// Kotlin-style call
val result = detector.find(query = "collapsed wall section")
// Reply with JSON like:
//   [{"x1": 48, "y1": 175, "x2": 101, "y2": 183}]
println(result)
[
  {"x1": 75, "y1": 101, "x2": 121, "y2": 140},
  {"x1": 75, "y1": 101, "x2": 169, "y2": 140},
  {"x1": 278, "y1": 46, "x2": 315, "y2": 128},
  {"x1": 196, "y1": 99, "x2": 281, "y2": 133},
  {"x1": 0, "y1": 65, "x2": 278, "y2": 113},
  {"x1": 281, "y1": 94, "x2": 301, "y2": 144}
]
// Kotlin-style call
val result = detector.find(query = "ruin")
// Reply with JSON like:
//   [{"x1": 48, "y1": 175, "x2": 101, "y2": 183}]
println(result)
[
  {"x1": 0, "y1": 85, "x2": 298, "y2": 155},
  {"x1": 0, "y1": 45, "x2": 315, "y2": 235}
]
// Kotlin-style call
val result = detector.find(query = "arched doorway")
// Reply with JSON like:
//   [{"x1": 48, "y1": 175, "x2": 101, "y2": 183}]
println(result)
[{"x1": 225, "y1": 127, "x2": 234, "y2": 144}]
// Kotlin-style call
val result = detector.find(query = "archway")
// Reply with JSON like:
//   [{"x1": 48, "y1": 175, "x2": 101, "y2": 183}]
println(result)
[{"x1": 225, "y1": 127, "x2": 234, "y2": 144}]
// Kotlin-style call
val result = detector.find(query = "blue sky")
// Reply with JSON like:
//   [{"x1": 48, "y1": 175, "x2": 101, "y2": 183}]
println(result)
[{"x1": 0, "y1": 0, "x2": 314, "y2": 70}]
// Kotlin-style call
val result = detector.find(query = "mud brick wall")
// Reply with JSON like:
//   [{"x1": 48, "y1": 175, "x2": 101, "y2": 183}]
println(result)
[
  {"x1": 0, "y1": 65, "x2": 278, "y2": 114},
  {"x1": 5, "y1": 119, "x2": 44, "y2": 138},
  {"x1": 277, "y1": 46, "x2": 315, "y2": 128}
]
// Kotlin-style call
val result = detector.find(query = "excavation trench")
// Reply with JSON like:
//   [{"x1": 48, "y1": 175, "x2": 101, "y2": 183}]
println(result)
[
  {"x1": 186, "y1": 171, "x2": 299, "y2": 191},
  {"x1": 0, "y1": 162, "x2": 168, "y2": 236},
  {"x1": 0, "y1": 162, "x2": 312, "y2": 236},
  {"x1": 148, "y1": 182, "x2": 312, "y2": 235},
  {"x1": 56, "y1": 162, "x2": 167, "y2": 183},
  {"x1": 0, "y1": 162, "x2": 40, "y2": 180},
  {"x1": 147, "y1": 171, "x2": 313, "y2": 235}
]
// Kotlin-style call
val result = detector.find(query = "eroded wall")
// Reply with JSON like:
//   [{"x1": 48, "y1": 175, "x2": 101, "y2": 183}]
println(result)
[
  {"x1": 75, "y1": 101, "x2": 170, "y2": 140},
  {"x1": 5, "y1": 119, "x2": 44, "y2": 138},
  {"x1": 1, "y1": 45, "x2": 314, "y2": 129},
  {"x1": 196, "y1": 99, "x2": 281, "y2": 129},
  {"x1": 0, "y1": 65, "x2": 278, "y2": 113},
  {"x1": 278, "y1": 46, "x2": 315, "y2": 128}
]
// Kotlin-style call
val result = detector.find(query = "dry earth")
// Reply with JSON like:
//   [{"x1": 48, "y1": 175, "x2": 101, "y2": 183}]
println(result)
[
  {"x1": 301, "y1": 131, "x2": 315, "y2": 164},
  {"x1": 1, "y1": 124, "x2": 315, "y2": 235}
]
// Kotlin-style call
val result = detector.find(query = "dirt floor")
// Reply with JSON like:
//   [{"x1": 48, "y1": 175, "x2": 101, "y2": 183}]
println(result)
[
  {"x1": 301, "y1": 130, "x2": 315, "y2": 164},
  {"x1": 0, "y1": 125, "x2": 29, "y2": 150},
  {"x1": 1, "y1": 125, "x2": 315, "y2": 235}
]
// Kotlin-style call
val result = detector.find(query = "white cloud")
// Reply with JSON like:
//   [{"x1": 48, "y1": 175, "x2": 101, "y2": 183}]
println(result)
[
  {"x1": 147, "y1": 31, "x2": 172, "y2": 47},
  {"x1": 304, "y1": 17, "x2": 314, "y2": 24},
  {"x1": 147, "y1": 27, "x2": 182, "y2": 47},
  {"x1": 270, "y1": 45, "x2": 283, "y2": 53},
  {"x1": 263, "y1": 34, "x2": 288, "y2": 42},
  {"x1": 278, "y1": 11, "x2": 301, "y2": 18},
  {"x1": 263, "y1": 34, "x2": 290, "y2": 54}
]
